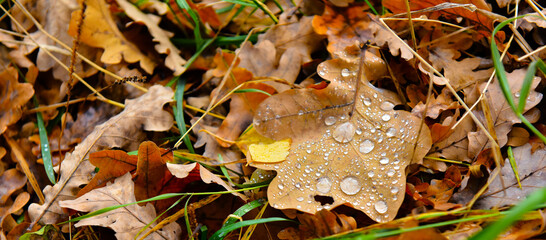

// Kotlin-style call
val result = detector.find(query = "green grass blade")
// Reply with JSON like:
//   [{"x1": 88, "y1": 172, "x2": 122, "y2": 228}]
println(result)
[
  {"x1": 363, "y1": 0, "x2": 378, "y2": 15},
  {"x1": 174, "y1": 0, "x2": 204, "y2": 49},
  {"x1": 469, "y1": 187, "x2": 546, "y2": 240},
  {"x1": 491, "y1": 16, "x2": 546, "y2": 144},
  {"x1": 220, "y1": 0, "x2": 256, "y2": 7},
  {"x1": 175, "y1": 77, "x2": 195, "y2": 153},
  {"x1": 506, "y1": 146, "x2": 522, "y2": 189},
  {"x1": 222, "y1": 199, "x2": 265, "y2": 227},
  {"x1": 34, "y1": 98, "x2": 55, "y2": 184},
  {"x1": 184, "y1": 195, "x2": 193, "y2": 240},
  {"x1": 517, "y1": 60, "x2": 537, "y2": 113},
  {"x1": 234, "y1": 88, "x2": 272, "y2": 96},
  {"x1": 209, "y1": 217, "x2": 291, "y2": 240},
  {"x1": 167, "y1": 38, "x2": 214, "y2": 87},
  {"x1": 490, "y1": 17, "x2": 524, "y2": 113},
  {"x1": 250, "y1": 0, "x2": 278, "y2": 23},
  {"x1": 537, "y1": 59, "x2": 546, "y2": 74}
]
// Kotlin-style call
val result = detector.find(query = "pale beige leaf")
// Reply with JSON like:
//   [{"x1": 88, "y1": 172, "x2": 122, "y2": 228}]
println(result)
[
  {"x1": 476, "y1": 143, "x2": 546, "y2": 209},
  {"x1": 29, "y1": 85, "x2": 174, "y2": 224},
  {"x1": 59, "y1": 173, "x2": 181, "y2": 240},
  {"x1": 369, "y1": 17, "x2": 413, "y2": 61},
  {"x1": 251, "y1": 55, "x2": 431, "y2": 222},
  {"x1": 116, "y1": 0, "x2": 186, "y2": 75}
]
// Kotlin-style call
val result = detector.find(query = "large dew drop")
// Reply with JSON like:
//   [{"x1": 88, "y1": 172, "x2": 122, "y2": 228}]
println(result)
[
  {"x1": 379, "y1": 157, "x2": 389, "y2": 165},
  {"x1": 316, "y1": 177, "x2": 332, "y2": 194},
  {"x1": 324, "y1": 116, "x2": 336, "y2": 126},
  {"x1": 341, "y1": 68, "x2": 351, "y2": 77},
  {"x1": 359, "y1": 140, "x2": 375, "y2": 154},
  {"x1": 340, "y1": 176, "x2": 361, "y2": 195},
  {"x1": 374, "y1": 200, "x2": 388, "y2": 214},
  {"x1": 381, "y1": 114, "x2": 391, "y2": 122},
  {"x1": 380, "y1": 101, "x2": 395, "y2": 111},
  {"x1": 363, "y1": 97, "x2": 372, "y2": 106},
  {"x1": 333, "y1": 122, "x2": 356, "y2": 143}
]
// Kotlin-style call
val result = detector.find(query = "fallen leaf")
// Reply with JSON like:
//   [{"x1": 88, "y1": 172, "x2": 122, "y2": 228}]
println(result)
[
  {"x1": 412, "y1": 87, "x2": 459, "y2": 119},
  {"x1": 251, "y1": 54, "x2": 431, "y2": 222},
  {"x1": 59, "y1": 173, "x2": 181, "y2": 240},
  {"x1": 0, "y1": 192, "x2": 30, "y2": 236},
  {"x1": 238, "y1": 16, "x2": 324, "y2": 91},
  {"x1": 383, "y1": 0, "x2": 505, "y2": 42},
  {"x1": 476, "y1": 143, "x2": 545, "y2": 209},
  {"x1": 429, "y1": 114, "x2": 474, "y2": 162},
  {"x1": 12, "y1": 0, "x2": 99, "y2": 82},
  {"x1": 0, "y1": 169, "x2": 27, "y2": 205},
  {"x1": 29, "y1": 85, "x2": 174, "y2": 224},
  {"x1": 166, "y1": 162, "x2": 248, "y2": 201},
  {"x1": 369, "y1": 16, "x2": 414, "y2": 60},
  {"x1": 312, "y1": 5, "x2": 372, "y2": 57},
  {"x1": 116, "y1": 0, "x2": 186, "y2": 75},
  {"x1": 134, "y1": 141, "x2": 171, "y2": 202},
  {"x1": 278, "y1": 210, "x2": 357, "y2": 239},
  {"x1": 408, "y1": 166, "x2": 462, "y2": 210},
  {"x1": 422, "y1": 47, "x2": 493, "y2": 90},
  {"x1": 0, "y1": 67, "x2": 34, "y2": 135},
  {"x1": 507, "y1": 127, "x2": 530, "y2": 147},
  {"x1": 77, "y1": 150, "x2": 138, "y2": 197},
  {"x1": 467, "y1": 68, "x2": 542, "y2": 158},
  {"x1": 69, "y1": 0, "x2": 156, "y2": 74}
]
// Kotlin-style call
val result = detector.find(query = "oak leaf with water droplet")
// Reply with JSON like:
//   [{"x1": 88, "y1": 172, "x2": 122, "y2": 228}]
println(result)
[{"x1": 251, "y1": 53, "x2": 431, "y2": 222}]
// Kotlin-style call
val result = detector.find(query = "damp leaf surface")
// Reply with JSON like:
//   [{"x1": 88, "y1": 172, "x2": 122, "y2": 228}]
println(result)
[{"x1": 251, "y1": 54, "x2": 432, "y2": 222}]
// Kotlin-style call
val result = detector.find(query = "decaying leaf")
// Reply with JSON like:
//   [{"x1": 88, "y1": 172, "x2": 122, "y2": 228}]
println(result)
[
  {"x1": 476, "y1": 143, "x2": 545, "y2": 209},
  {"x1": 116, "y1": 0, "x2": 186, "y2": 75},
  {"x1": 0, "y1": 67, "x2": 34, "y2": 135},
  {"x1": 251, "y1": 53, "x2": 432, "y2": 222},
  {"x1": 69, "y1": 0, "x2": 156, "y2": 74},
  {"x1": 29, "y1": 85, "x2": 174, "y2": 224},
  {"x1": 59, "y1": 173, "x2": 181, "y2": 240}
]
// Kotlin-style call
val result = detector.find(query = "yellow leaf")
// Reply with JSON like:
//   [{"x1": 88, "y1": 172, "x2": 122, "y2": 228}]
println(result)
[{"x1": 249, "y1": 139, "x2": 291, "y2": 163}]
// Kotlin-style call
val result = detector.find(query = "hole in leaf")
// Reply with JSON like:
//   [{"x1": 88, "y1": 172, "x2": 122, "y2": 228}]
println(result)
[{"x1": 314, "y1": 195, "x2": 334, "y2": 205}]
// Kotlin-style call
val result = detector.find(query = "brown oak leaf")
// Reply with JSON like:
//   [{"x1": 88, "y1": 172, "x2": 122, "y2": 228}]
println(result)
[{"x1": 251, "y1": 53, "x2": 431, "y2": 222}]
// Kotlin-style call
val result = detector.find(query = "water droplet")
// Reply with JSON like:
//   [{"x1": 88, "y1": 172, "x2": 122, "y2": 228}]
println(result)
[
  {"x1": 316, "y1": 177, "x2": 332, "y2": 194},
  {"x1": 356, "y1": 128, "x2": 362, "y2": 135},
  {"x1": 297, "y1": 197, "x2": 304, "y2": 202},
  {"x1": 306, "y1": 149, "x2": 312, "y2": 154},
  {"x1": 341, "y1": 68, "x2": 351, "y2": 77},
  {"x1": 295, "y1": 183, "x2": 301, "y2": 188},
  {"x1": 278, "y1": 184, "x2": 284, "y2": 190},
  {"x1": 515, "y1": 92, "x2": 520, "y2": 97},
  {"x1": 387, "y1": 169, "x2": 395, "y2": 177},
  {"x1": 359, "y1": 140, "x2": 375, "y2": 154},
  {"x1": 380, "y1": 101, "x2": 395, "y2": 111},
  {"x1": 386, "y1": 128, "x2": 396, "y2": 137},
  {"x1": 391, "y1": 187, "x2": 399, "y2": 194},
  {"x1": 333, "y1": 122, "x2": 356, "y2": 143},
  {"x1": 340, "y1": 176, "x2": 361, "y2": 195},
  {"x1": 325, "y1": 116, "x2": 336, "y2": 126},
  {"x1": 373, "y1": 93, "x2": 378, "y2": 98},
  {"x1": 363, "y1": 97, "x2": 372, "y2": 106},
  {"x1": 368, "y1": 171, "x2": 375, "y2": 177},
  {"x1": 381, "y1": 114, "x2": 391, "y2": 121},
  {"x1": 298, "y1": 110, "x2": 304, "y2": 116},
  {"x1": 379, "y1": 157, "x2": 389, "y2": 165},
  {"x1": 374, "y1": 200, "x2": 388, "y2": 214}
]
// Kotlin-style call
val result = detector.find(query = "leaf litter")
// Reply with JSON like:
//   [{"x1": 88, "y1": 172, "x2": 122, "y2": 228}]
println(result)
[{"x1": 2, "y1": 0, "x2": 546, "y2": 239}]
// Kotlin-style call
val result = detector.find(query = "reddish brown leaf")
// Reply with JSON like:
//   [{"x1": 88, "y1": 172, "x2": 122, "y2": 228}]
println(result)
[
  {"x1": 134, "y1": 141, "x2": 169, "y2": 202},
  {"x1": 77, "y1": 150, "x2": 138, "y2": 197}
]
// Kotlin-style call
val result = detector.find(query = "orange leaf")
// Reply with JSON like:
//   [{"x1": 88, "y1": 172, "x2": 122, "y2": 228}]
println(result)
[
  {"x1": 77, "y1": 150, "x2": 137, "y2": 197},
  {"x1": 0, "y1": 67, "x2": 34, "y2": 135}
]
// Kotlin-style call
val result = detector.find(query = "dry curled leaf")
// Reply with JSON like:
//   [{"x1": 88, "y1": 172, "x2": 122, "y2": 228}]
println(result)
[
  {"x1": 59, "y1": 173, "x2": 181, "y2": 240},
  {"x1": 251, "y1": 53, "x2": 431, "y2": 222},
  {"x1": 29, "y1": 85, "x2": 174, "y2": 224}
]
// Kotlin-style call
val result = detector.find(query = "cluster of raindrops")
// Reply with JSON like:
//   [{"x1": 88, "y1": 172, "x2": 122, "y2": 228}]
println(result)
[{"x1": 256, "y1": 60, "x2": 428, "y2": 223}]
